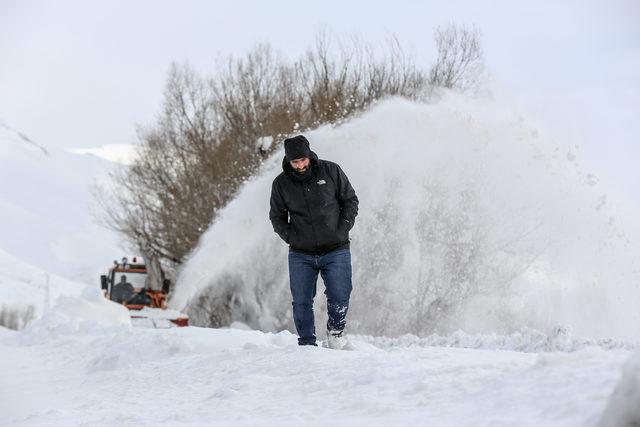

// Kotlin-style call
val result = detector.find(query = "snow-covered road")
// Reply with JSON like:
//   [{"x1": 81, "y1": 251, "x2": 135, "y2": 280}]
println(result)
[{"x1": 0, "y1": 322, "x2": 633, "y2": 427}]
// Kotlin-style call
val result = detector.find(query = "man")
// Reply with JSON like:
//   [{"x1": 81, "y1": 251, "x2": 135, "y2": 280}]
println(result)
[
  {"x1": 111, "y1": 275, "x2": 134, "y2": 304},
  {"x1": 111, "y1": 275, "x2": 151, "y2": 305},
  {"x1": 269, "y1": 135, "x2": 359, "y2": 349}
]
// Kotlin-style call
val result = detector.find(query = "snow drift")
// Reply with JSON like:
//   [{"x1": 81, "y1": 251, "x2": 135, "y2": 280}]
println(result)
[
  {"x1": 173, "y1": 93, "x2": 640, "y2": 340},
  {"x1": 21, "y1": 286, "x2": 132, "y2": 338},
  {"x1": 0, "y1": 246, "x2": 89, "y2": 329}
]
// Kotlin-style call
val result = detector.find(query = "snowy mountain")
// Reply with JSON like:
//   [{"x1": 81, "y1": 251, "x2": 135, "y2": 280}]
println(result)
[
  {"x1": 174, "y1": 93, "x2": 640, "y2": 342},
  {"x1": 0, "y1": 121, "x2": 124, "y2": 327},
  {"x1": 68, "y1": 143, "x2": 139, "y2": 165}
]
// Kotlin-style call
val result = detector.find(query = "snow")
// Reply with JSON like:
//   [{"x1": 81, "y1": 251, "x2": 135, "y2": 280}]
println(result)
[
  {"x1": 134, "y1": 306, "x2": 187, "y2": 320},
  {"x1": 0, "y1": 88, "x2": 637, "y2": 426},
  {"x1": 598, "y1": 351, "x2": 640, "y2": 426},
  {"x1": 355, "y1": 326, "x2": 638, "y2": 353},
  {"x1": 256, "y1": 136, "x2": 274, "y2": 153},
  {"x1": 174, "y1": 93, "x2": 640, "y2": 341},
  {"x1": 0, "y1": 246, "x2": 87, "y2": 329},
  {"x1": 0, "y1": 122, "x2": 124, "y2": 328},
  {"x1": 68, "y1": 144, "x2": 139, "y2": 165},
  {"x1": 0, "y1": 123, "x2": 123, "y2": 284},
  {"x1": 3, "y1": 281, "x2": 633, "y2": 426},
  {"x1": 129, "y1": 307, "x2": 189, "y2": 328},
  {"x1": 0, "y1": 312, "x2": 633, "y2": 426},
  {"x1": 22, "y1": 286, "x2": 132, "y2": 337}
]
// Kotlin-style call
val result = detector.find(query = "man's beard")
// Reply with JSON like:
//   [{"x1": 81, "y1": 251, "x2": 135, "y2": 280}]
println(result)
[{"x1": 294, "y1": 165, "x2": 309, "y2": 174}]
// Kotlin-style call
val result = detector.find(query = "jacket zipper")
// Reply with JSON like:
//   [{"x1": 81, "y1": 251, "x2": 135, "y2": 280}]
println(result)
[{"x1": 301, "y1": 182, "x2": 320, "y2": 249}]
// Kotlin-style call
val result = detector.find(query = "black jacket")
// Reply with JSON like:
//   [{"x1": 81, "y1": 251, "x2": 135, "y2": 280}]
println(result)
[{"x1": 270, "y1": 151, "x2": 359, "y2": 254}]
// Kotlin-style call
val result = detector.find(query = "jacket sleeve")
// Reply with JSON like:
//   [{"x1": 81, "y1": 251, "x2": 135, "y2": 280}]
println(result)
[
  {"x1": 269, "y1": 179, "x2": 290, "y2": 243},
  {"x1": 335, "y1": 164, "x2": 359, "y2": 231}
]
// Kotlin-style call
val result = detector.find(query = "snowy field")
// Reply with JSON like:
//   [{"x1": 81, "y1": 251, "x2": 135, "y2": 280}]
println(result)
[{"x1": 1, "y1": 291, "x2": 638, "y2": 427}]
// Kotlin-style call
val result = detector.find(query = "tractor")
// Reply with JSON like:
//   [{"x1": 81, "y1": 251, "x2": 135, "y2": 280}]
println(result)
[{"x1": 101, "y1": 256, "x2": 188, "y2": 327}]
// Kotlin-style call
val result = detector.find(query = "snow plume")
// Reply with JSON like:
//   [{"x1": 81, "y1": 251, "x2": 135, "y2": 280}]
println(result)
[{"x1": 173, "y1": 92, "x2": 640, "y2": 340}]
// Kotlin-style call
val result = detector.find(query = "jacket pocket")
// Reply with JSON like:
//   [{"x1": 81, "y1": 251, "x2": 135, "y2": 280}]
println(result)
[
  {"x1": 283, "y1": 224, "x2": 291, "y2": 244},
  {"x1": 287, "y1": 225, "x2": 298, "y2": 246},
  {"x1": 336, "y1": 217, "x2": 350, "y2": 242}
]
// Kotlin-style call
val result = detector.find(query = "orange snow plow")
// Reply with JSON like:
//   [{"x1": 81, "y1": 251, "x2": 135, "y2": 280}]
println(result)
[{"x1": 100, "y1": 256, "x2": 189, "y2": 328}]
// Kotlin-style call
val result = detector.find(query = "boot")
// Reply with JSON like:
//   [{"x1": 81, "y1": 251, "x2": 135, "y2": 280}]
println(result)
[{"x1": 326, "y1": 329, "x2": 347, "y2": 350}]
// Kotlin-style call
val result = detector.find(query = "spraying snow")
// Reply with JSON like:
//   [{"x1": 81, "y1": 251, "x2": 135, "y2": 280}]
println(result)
[{"x1": 173, "y1": 93, "x2": 640, "y2": 340}]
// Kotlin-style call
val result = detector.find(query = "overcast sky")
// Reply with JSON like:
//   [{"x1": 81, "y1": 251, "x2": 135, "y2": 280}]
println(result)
[{"x1": 1, "y1": 0, "x2": 639, "y2": 198}]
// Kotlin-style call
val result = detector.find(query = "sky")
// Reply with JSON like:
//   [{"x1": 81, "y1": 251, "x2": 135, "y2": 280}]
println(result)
[{"x1": 1, "y1": 0, "x2": 639, "y2": 198}]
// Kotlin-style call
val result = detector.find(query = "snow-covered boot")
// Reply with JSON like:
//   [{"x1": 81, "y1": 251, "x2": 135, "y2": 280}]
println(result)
[{"x1": 326, "y1": 329, "x2": 347, "y2": 350}]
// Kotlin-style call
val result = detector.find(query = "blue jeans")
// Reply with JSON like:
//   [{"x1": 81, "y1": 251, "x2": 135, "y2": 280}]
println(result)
[{"x1": 288, "y1": 248, "x2": 353, "y2": 345}]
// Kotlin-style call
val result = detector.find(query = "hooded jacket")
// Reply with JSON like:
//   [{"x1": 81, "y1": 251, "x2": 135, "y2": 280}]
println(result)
[{"x1": 269, "y1": 151, "x2": 359, "y2": 254}]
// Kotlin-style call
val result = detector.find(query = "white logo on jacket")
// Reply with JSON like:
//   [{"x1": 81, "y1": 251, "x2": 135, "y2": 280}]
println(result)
[{"x1": 317, "y1": 180, "x2": 326, "y2": 185}]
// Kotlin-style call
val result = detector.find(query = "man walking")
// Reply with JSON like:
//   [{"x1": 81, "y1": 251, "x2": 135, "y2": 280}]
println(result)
[{"x1": 270, "y1": 135, "x2": 359, "y2": 349}]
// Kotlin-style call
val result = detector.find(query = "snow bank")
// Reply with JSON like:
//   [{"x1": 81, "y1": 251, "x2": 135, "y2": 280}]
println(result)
[
  {"x1": 174, "y1": 93, "x2": 640, "y2": 340},
  {"x1": 598, "y1": 351, "x2": 640, "y2": 427},
  {"x1": 0, "y1": 247, "x2": 87, "y2": 329},
  {"x1": 356, "y1": 326, "x2": 638, "y2": 353},
  {"x1": 21, "y1": 286, "x2": 131, "y2": 338},
  {"x1": 0, "y1": 324, "x2": 17, "y2": 336}
]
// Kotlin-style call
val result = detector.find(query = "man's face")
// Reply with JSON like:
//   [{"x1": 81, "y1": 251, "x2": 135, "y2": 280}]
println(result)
[{"x1": 290, "y1": 157, "x2": 310, "y2": 174}]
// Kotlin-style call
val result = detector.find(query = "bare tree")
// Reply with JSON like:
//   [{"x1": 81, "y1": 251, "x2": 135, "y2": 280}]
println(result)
[
  {"x1": 429, "y1": 24, "x2": 485, "y2": 92},
  {"x1": 98, "y1": 28, "x2": 485, "y2": 280},
  {"x1": 96, "y1": 64, "x2": 221, "y2": 264}
]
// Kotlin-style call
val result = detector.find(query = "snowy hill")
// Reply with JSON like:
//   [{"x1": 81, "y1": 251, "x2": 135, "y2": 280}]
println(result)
[
  {"x1": 68, "y1": 143, "x2": 139, "y2": 165},
  {"x1": 0, "y1": 247, "x2": 88, "y2": 329},
  {"x1": 0, "y1": 121, "x2": 124, "y2": 328},
  {"x1": 174, "y1": 93, "x2": 640, "y2": 341}
]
